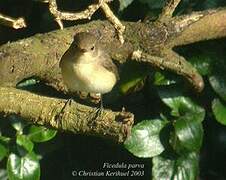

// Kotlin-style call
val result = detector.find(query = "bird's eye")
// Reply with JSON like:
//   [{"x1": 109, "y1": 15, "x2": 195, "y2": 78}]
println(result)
[{"x1": 91, "y1": 46, "x2": 95, "y2": 51}]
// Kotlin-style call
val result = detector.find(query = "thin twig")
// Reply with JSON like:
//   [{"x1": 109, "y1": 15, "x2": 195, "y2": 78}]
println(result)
[
  {"x1": 48, "y1": 0, "x2": 124, "y2": 43},
  {"x1": 100, "y1": 1, "x2": 125, "y2": 44},
  {"x1": 49, "y1": 0, "x2": 107, "y2": 28},
  {"x1": 158, "y1": 0, "x2": 182, "y2": 21},
  {"x1": 0, "y1": 13, "x2": 26, "y2": 29}
]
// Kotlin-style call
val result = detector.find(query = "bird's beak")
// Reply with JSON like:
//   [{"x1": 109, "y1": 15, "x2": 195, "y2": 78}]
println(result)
[{"x1": 79, "y1": 48, "x2": 87, "y2": 53}]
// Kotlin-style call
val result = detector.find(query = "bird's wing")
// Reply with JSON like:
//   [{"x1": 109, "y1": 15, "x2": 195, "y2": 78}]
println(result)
[{"x1": 100, "y1": 53, "x2": 119, "y2": 81}]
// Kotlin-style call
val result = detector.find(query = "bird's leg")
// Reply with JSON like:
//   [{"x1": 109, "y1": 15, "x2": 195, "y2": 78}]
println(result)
[
  {"x1": 55, "y1": 98, "x2": 73, "y2": 121},
  {"x1": 99, "y1": 94, "x2": 103, "y2": 110},
  {"x1": 61, "y1": 98, "x2": 73, "y2": 112},
  {"x1": 96, "y1": 93, "x2": 104, "y2": 117},
  {"x1": 90, "y1": 93, "x2": 104, "y2": 119}
]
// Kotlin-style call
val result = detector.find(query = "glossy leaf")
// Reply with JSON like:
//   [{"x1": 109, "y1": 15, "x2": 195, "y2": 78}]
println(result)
[
  {"x1": 9, "y1": 116, "x2": 26, "y2": 134},
  {"x1": 212, "y1": 98, "x2": 226, "y2": 125},
  {"x1": 119, "y1": 62, "x2": 148, "y2": 94},
  {"x1": 7, "y1": 153, "x2": 40, "y2": 180},
  {"x1": 209, "y1": 73, "x2": 226, "y2": 102},
  {"x1": 0, "y1": 136, "x2": 11, "y2": 143},
  {"x1": 189, "y1": 55, "x2": 212, "y2": 76},
  {"x1": 174, "y1": 118, "x2": 203, "y2": 151},
  {"x1": 139, "y1": 0, "x2": 165, "y2": 9},
  {"x1": 16, "y1": 135, "x2": 34, "y2": 153},
  {"x1": 152, "y1": 152, "x2": 199, "y2": 180},
  {"x1": 0, "y1": 143, "x2": 7, "y2": 161},
  {"x1": 124, "y1": 119, "x2": 167, "y2": 158},
  {"x1": 28, "y1": 125, "x2": 57, "y2": 143},
  {"x1": 119, "y1": 0, "x2": 134, "y2": 11},
  {"x1": 17, "y1": 79, "x2": 39, "y2": 88},
  {"x1": 158, "y1": 86, "x2": 205, "y2": 151},
  {"x1": 158, "y1": 86, "x2": 205, "y2": 122},
  {"x1": 153, "y1": 71, "x2": 178, "y2": 86}
]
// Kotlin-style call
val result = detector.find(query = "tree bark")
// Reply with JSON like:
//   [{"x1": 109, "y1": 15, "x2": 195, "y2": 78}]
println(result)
[
  {"x1": 0, "y1": 7, "x2": 226, "y2": 142},
  {"x1": 0, "y1": 87, "x2": 133, "y2": 143}
]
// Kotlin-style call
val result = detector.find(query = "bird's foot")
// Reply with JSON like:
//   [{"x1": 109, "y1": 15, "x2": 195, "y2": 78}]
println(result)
[
  {"x1": 88, "y1": 93, "x2": 101, "y2": 104},
  {"x1": 55, "y1": 98, "x2": 73, "y2": 121}
]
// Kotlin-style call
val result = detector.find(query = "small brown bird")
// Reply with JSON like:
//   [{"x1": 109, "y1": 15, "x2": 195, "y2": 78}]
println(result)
[{"x1": 59, "y1": 32, "x2": 119, "y2": 107}]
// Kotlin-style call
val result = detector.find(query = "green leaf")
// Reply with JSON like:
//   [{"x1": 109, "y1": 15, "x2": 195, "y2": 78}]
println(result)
[
  {"x1": 189, "y1": 55, "x2": 212, "y2": 76},
  {"x1": 153, "y1": 71, "x2": 178, "y2": 86},
  {"x1": 28, "y1": 125, "x2": 57, "y2": 143},
  {"x1": 7, "y1": 153, "x2": 40, "y2": 180},
  {"x1": 158, "y1": 86, "x2": 205, "y2": 151},
  {"x1": 17, "y1": 79, "x2": 39, "y2": 88},
  {"x1": 174, "y1": 118, "x2": 203, "y2": 151},
  {"x1": 203, "y1": 0, "x2": 221, "y2": 9},
  {"x1": 152, "y1": 152, "x2": 199, "y2": 180},
  {"x1": 119, "y1": 0, "x2": 134, "y2": 11},
  {"x1": 124, "y1": 119, "x2": 167, "y2": 158},
  {"x1": 119, "y1": 62, "x2": 148, "y2": 94},
  {"x1": 209, "y1": 71, "x2": 226, "y2": 102},
  {"x1": 0, "y1": 135, "x2": 11, "y2": 144},
  {"x1": 16, "y1": 135, "x2": 34, "y2": 153},
  {"x1": 212, "y1": 98, "x2": 226, "y2": 125},
  {"x1": 0, "y1": 143, "x2": 8, "y2": 161},
  {"x1": 9, "y1": 116, "x2": 26, "y2": 134},
  {"x1": 158, "y1": 86, "x2": 205, "y2": 122},
  {"x1": 139, "y1": 0, "x2": 165, "y2": 9}
]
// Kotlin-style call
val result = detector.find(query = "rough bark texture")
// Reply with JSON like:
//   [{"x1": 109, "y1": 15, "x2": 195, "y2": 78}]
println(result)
[
  {"x1": 1, "y1": 8, "x2": 226, "y2": 91},
  {"x1": 0, "y1": 7, "x2": 226, "y2": 142},
  {"x1": 0, "y1": 87, "x2": 133, "y2": 142}
]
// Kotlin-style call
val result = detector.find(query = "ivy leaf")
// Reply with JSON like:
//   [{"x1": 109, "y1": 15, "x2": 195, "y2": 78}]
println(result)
[
  {"x1": 0, "y1": 143, "x2": 8, "y2": 161},
  {"x1": 16, "y1": 135, "x2": 34, "y2": 153},
  {"x1": 158, "y1": 86, "x2": 205, "y2": 122},
  {"x1": 7, "y1": 153, "x2": 40, "y2": 180},
  {"x1": 9, "y1": 116, "x2": 26, "y2": 134},
  {"x1": 158, "y1": 86, "x2": 205, "y2": 151},
  {"x1": 119, "y1": 62, "x2": 149, "y2": 94},
  {"x1": 139, "y1": 0, "x2": 165, "y2": 9},
  {"x1": 153, "y1": 71, "x2": 178, "y2": 86},
  {"x1": 209, "y1": 57, "x2": 226, "y2": 102},
  {"x1": 212, "y1": 98, "x2": 226, "y2": 125},
  {"x1": 174, "y1": 118, "x2": 203, "y2": 151},
  {"x1": 17, "y1": 79, "x2": 39, "y2": 88},
  {"x1": 28, "y1": 125, "x2": 57, "y2": 143},
  {"x1": 0, "y1": 136, "x2": 11, "y2": 144},
  {"x1": 124, "y1": 119, "x2": 167, "y2": 158},
  {"x1": 152, "y1": 152, "x2": 199, "y2": 180},
  {"x1": 189, "y1": 55, "x2": 212, "y2": 76},
  {"x1": 119, "y1": 0, "x2": 134, "y2": 11},
  {"x1": 209, "y1": 73, "x2": 226, "y2": 102}
]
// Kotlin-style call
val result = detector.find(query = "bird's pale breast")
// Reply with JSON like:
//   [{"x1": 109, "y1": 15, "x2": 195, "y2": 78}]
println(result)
[{"x1": 61, "y1": 60, "x2": 117, "y2": 94}]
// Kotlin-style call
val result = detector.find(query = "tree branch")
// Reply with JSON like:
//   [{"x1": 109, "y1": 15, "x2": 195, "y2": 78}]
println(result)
[
  {"x1": 0, "y1": 13, "x2": 26, "y2": 29},
  {"x1": 158, "y1": 0, "x2": 182, "y2": 21},
  {"x1": 1, "y1": 8, "x2": 225, "y2": 91},
  {"x1": 0, "y1": 87, "x2": 133, "y2": 143},
  {"x1": 1, "y1": 7, "x2": 226, "y2": 141}
]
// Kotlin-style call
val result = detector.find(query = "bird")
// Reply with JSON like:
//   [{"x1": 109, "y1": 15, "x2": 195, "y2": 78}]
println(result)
[{"x1": 59, "y1": 32, "x2": 119, "y2": 109}]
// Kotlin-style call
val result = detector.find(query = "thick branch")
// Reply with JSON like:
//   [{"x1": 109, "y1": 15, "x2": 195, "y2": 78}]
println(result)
[
  {"x1": 0, "y1": 8, "x2": 226, "y2": 91},
  {"x1": 0, "y1": 87, "x2": 133, "y2": 143},
  {"x1": 132, "y1": 49, "x2": 203, "y2": 92},
  {"x1": 167, "y1": 8, "x2": 226, "y2": 47}
]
